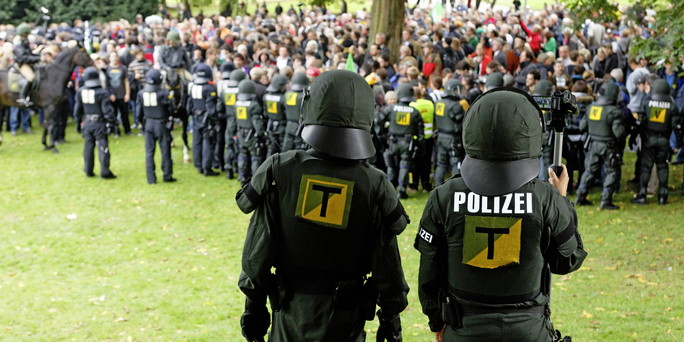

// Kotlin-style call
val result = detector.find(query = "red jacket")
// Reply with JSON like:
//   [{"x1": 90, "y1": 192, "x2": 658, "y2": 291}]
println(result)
[{"x1": 520, "y1": 20, "x2": 542, "y2": 54}]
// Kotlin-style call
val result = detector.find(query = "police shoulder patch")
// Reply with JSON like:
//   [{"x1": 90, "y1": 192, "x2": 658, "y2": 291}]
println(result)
[
  {"x1": 459, "y1": 99, "x2": 470, "y2": 111},
  {"x1": 418, "y1": 227, "x2": 435, "y2": 244},
  {"x1": 295, "y1": 174, "x2": 355, "y2": 229}
]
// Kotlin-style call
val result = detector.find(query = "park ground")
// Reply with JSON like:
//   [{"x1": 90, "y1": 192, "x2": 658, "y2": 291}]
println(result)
[{"x1": 0, "y1": 116, "x2": 682, "y2": 341}]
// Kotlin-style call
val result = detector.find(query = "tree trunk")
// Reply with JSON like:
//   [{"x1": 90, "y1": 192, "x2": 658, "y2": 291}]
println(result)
[
  {"x1": 184, "y1": 0, "x2": 192, "y2": 17},
  {"x1": 370, "y1": 0, "x2": 404, "y2": 64},
  {"x1": 476, "y1": 0, "x2": 482, "y2": 10}
]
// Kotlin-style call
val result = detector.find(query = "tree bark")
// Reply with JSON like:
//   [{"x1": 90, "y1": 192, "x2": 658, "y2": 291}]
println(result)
[{"x1": 370, "y1": 0, "x2": 404, "y2": 64}]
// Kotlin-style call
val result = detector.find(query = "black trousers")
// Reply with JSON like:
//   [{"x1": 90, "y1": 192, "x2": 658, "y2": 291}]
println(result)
[
  {"x1": 145, "y1": 119, "x2": 173, "y2": 183},
  {"x1": 111, "y1": 98, "x2": 131, "y2": 134},
  {"x1": 82, "y1": 120, "x2": 111, "y2": 176}
]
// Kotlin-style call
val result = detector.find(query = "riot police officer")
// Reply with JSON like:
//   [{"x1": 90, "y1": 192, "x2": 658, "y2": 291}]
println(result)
[
  {"x1": 263, "y1": 74, "x2": 288, "y2": 157},
  {"x1": 13, "y1": 23, "x2": 41, "y2": 107},
  {"x1": 377, "y1": 82, "x2": 424, "y2": 199},
  {"x1": 213, "y1": 62, "x2": 235, "y2": 173},
  {"x1": 281, "y1": 72, "x2": 309, "y2": 152},
  {"x1": 433, "y1": 79, "x2": 469, "y2": 185},
  {"x1": 236, "y1": 69, "x2": 408, "y2": 342},
  {"x1": 218, "y1": 68, "x2": 246, "y2": 180},
  {"x1": 575, "y1": 82, "x2": 627, "y2": 210},
  {"x1": 632, "y1": 79, "x2": 683, "y2": 205},
  {"x1": 136, "y1": 69, "x2": 176, "y2": 184},
  {"x1": 74, "y1": 67, "x2": 117, "y2": 179},
  {"x1": 186, "y1": 63, "x2": 219, "y2": 176},
  {"x1": 416, "y1": 87, "x2": 587, "y2": 341},
  {"x1": 234, "y1": 79, "x2": 265, "y2": 184}
]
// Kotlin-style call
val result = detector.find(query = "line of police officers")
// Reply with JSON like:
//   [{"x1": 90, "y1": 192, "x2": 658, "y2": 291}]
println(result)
[{"x1": 76, "y1": 58, "x2": 683, "y2": 211}]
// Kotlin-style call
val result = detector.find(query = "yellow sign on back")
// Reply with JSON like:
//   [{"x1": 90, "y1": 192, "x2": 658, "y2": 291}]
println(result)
[
  {"x1": 236, "y1": 107, "x2": 247, "y2": 120},
  {"x1": 589, "y1": 106, "x2": 603, "y2": 121}
]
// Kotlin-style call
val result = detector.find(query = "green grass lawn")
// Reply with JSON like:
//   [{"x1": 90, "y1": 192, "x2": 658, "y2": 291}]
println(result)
[{"x1": 1, "y1": 117, "x2": 683, "y2": 341}]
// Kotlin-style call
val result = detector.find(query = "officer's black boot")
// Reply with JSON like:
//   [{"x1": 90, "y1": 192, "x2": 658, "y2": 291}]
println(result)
[
  {"x1": 631, "y1": 196, "x2": 647, "y2": 205},
  {"x1": 17, "y1": 81, "x2": 33, "y2": 107},
  {"x1": 575, "y1": 190, "x2": 592, "y2": 206},
  {"x1": 398, "y1": 190, "x2": 409, "y2": 199},
  {"x1": 599, "y1": 191, "x2": 619, "y2": 210},
  {"x1": 658, "y1": 194, "x2": 668, "y2": 205},
  {"x1": 204, "y1": 168, "x2": 219, "y2": 176},
  {"x1": 226, "y1": 169, "x2": 234, "y2": 179}
]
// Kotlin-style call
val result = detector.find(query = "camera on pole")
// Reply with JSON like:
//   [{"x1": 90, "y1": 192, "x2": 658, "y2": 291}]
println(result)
[{"x1": 533, "y1": 91, "x2": 579, "y2": 177}]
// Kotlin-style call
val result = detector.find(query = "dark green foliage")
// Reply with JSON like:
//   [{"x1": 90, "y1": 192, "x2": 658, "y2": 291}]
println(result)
[
  {"x1": 562, "y1": 0, "x2": 684, "y2": 68},
  {"x1": 560, "y1": 0, "x2": 620, "y2": 29},
  {"x1": 2, "y1": 0, "x2": 159, "y2": 25},
  {"x1": 629, "y1": 1, "x2": 684, "y2": 68}
]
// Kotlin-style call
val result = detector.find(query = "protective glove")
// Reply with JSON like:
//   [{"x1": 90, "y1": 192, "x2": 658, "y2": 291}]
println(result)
[
  {"x1": 628, "y1": 134, "x2": 637, "y2": 150},
  {"x1": 240, "y1": 307, "x2": 270, "y2": 342},
  {"x1": 105, "y1": 122, "x2": 115, "y2": 135},
  {"x1": 376, "y1": 310, "x2": 402, "y2": 342}
]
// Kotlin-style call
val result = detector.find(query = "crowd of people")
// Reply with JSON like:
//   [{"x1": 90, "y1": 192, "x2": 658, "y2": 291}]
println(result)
[{"x1": 1, "y1": 1, "x2": 682, "y2": 196}]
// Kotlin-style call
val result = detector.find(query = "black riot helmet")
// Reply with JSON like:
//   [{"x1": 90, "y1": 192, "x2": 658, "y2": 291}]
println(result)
[
  {"x1": 290, "y1": 72, "x2": 309, "y2": 91},
  {"x1": 83, "y1": 67, "x2": 101, "y2": 88},
  {"x1": 146, "y1": 69, "x2": 163, "y2": 85},
  {"x1": 396, "y1": 82, "x2": 415, "y2": 103},
  {"x1": 650, "y1": 79, "x2": 672, "y2": 101},
  {"x1": 444, "y1": 79, "x2": 461, "y2": 97},
  {"x1": 144, "y1": 69, "x2": 163, "y2": 91},
  {"x1": 266, "y1": 74, "x2": 289, "y2": 92},
  {"x1": 301, "y1": 70, "x2": 375, "y2": 160},
  {"x1": 596, "y1": 82, "x2": 619, "y2": 106},
  {"x1": 532, "y1": 80, "x2": 553, "y2": 96},
  {"x1": 228, "y1": 69, "x2": 247, "y2": 87},
  {"x1": 461, "y1": 87, "x2": 544, "y2": 196},
  {"x1": 193, "y1": 63, "x2": 212, "y2": 85},
  {"x1": 237, "y1": 79, "x2": 257, "y2": 101},
  {"x1": 220, "y1": 61, "x2": 236, "y2": 80}
]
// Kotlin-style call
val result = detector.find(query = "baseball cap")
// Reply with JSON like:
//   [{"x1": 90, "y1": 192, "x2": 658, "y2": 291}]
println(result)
[{"x1": 306, "y1": 67, "x2": 320, "y2": 78}]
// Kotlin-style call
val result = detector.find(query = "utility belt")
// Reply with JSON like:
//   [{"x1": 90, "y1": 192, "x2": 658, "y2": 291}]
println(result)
[
  {"x1": 589, "y1": 135, "x2": 616, "y2": 145},
  {"x1": 389, "y1": 133, "x2": 412, "y2": 143},
  {"x1": 285, "y1": 276, "x2": 363, "y2": 295},
  {"x1": 145, "y1": 116, "x2": 166, "y2": 121},
  {"x1": 437, "y1": 130, "x2": 455, "y2": 136},
  {"x1": 645, "y1": 131, "x2": 670, "y2": 138},
  {"x1": 440, "y1": 290, "x2": 546, "y2": 330},
  {"x1": 271, "y1": 273, "x2": 375, "y2": 319},
  {"x1": 85, "y1": 114, "x2": 103, "y2": 122},
  {"x1": 192, "y1": 109, "x2": 206, "y2": 116},
  {"x1": 461, "y1": 304, "x2": 545, "y2": 316}
]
